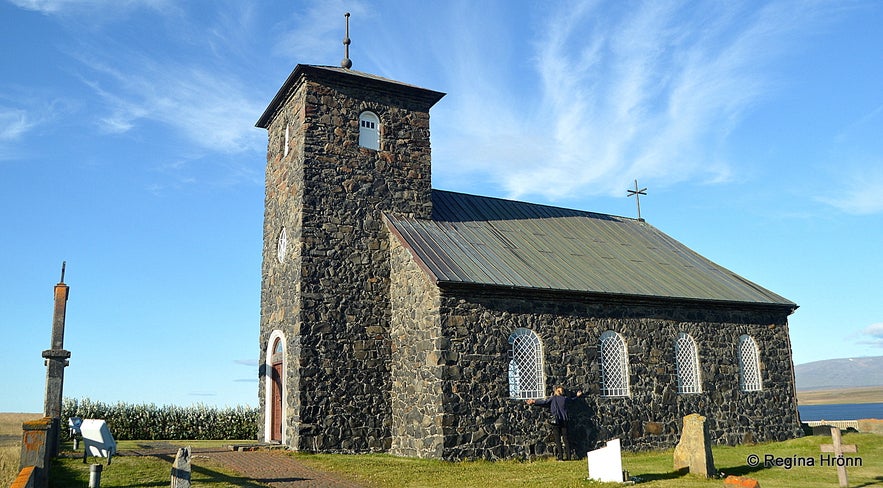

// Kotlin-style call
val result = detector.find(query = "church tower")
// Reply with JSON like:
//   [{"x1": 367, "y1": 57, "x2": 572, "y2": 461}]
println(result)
[{"x1": 256, "y1": 63, "x2": 444, "y2": 451}]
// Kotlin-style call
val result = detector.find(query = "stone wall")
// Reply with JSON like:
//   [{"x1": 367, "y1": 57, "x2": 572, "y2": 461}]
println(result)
[
  {"x1": 258, "y1": 78, "x2": 307, "y2": 447},
  {"x1": 388, "y1": 233, "x2": 446, "y2": 458},
  {"x1": 429, "y1": 286, "x2": 801, "y2": 460},
  {"x1": 259, "y1": 68, "x2": 437, "y2": 452}
]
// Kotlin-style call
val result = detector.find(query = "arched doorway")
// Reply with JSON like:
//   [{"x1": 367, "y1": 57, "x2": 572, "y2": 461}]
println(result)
[
  {"x1": 264, "y1": 331, "x2": 285, "y2": 443},
  {"x1": 270, "y1": 338, "x2": 283, "y2": 442}
]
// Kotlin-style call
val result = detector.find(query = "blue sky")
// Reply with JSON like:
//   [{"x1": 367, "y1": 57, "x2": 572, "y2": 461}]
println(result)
[{"x1": 1, "y1": 0, "x2": 880, "y2": 413}]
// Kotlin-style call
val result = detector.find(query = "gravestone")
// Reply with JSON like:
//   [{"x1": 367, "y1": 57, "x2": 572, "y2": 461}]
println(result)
[
  {"x1": 586, "y1": 438, "x2": 624, "y2": 483},
  {"x1": 673, "y1": 413, "x2": 716, "y2": 477},
  {"x1": 171, "y1": 446, "x2": 192, "y2": 488},
  {"x1": 820, "y1": 426, "x2": 857, "y2": 488}
]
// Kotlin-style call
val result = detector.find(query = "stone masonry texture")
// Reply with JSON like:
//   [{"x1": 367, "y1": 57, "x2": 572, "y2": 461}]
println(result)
[
  {"x1": 259, "y1": 67, "x2": 435, "y2": 453},
  {"x1": 391, "y1": 281, "x2": 802, "y2": 460}
]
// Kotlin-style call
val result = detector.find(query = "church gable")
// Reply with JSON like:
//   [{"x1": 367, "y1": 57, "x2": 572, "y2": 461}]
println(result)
[{"x1": 385, "y1": 189, "x2": 796, "y2": 309}]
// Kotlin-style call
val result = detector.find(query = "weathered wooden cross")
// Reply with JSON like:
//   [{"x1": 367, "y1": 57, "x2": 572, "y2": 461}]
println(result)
[
  {"x1": 820, "y1": 426, "x2": 858, "y2": 488},
  {"x1": 627, "y1": 179, "x2": 648, "y2": 221}
]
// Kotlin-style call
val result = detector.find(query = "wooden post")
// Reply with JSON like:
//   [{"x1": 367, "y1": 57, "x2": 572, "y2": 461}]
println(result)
[{"x1": 819, "y1": 426, "x2": 857, "y2": 488}]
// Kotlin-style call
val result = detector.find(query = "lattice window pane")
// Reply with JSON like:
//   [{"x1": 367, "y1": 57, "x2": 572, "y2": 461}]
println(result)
[
  {"x1": 738, "y1": 334, "x2": 762, "y2": 392},
  {"x1": 599, "y1": 331, "x2": 630, "y2": 397},
  {"x1": 508, "y1": 328, "x2": 545, "y2": 399},
  {"x1": 675, "y1": 332, "x2": 702, "y2": 394}
]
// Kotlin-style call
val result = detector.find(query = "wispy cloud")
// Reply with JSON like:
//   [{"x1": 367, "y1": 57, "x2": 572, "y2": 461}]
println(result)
[
  {"x1": 0, "y1": 95, "x2": 76, "y2": 160},
  {"x1": 818, "y1": 164, "x2": 883, "y2": 215},
  {"x1": 858, "y1": 323, "x2": 883, "y2": 347},
  {"x1": 271, "y1": 0, "x2": 368, "y2": 63},
  {"x1": 74, "y1": 49, "x2": 264, "y2": 154},
  {"x1": 433, "y1": 1, "x2": 837, "y2": 201},
  {"x1": 188, "y1": 391, "x2": 217, "y2": 397},
  {"x1": 9, "y1": 0, "x2": 172, "y2": 15},
  {"x1": 0, "y1": 107, "x2": 34, "y2": 141}
]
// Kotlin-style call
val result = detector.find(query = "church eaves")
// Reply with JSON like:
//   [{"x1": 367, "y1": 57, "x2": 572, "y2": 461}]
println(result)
[{"x1": 385, "y1": 190, "x2": 797, "y2": 310}]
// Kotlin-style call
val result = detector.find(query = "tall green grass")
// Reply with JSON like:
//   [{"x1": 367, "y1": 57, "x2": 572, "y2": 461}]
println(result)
[{"x1": 62, "y1": 398, "x2": 258, "y2": 440}]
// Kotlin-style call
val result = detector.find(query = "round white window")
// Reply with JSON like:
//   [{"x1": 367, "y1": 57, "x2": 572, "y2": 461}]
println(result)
[{"x1": 277, "y1": 227, "x2": 288, "y2": 264}]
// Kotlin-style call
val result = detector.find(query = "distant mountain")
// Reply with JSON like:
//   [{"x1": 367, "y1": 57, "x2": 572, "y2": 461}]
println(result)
[{"x1": 794, "y1": 356, "x2": 883, "y2": 391}]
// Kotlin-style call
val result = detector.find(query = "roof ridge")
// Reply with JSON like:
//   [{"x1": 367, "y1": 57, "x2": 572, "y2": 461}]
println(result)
[{"x1": 431, "y1": 188, "x2": 636, "y2": 222}]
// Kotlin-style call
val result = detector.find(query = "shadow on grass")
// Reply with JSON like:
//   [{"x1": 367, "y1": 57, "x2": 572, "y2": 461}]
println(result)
[
  {"x1": 855, "y1": 476, "x2": 883, "y2": 488},
  {"x1": 636, "y1": 464, "x2": 768, "y2": 482},
  {"x1": 151, "y1": 453, "x2": 270, "y2": 487},
  {"x1": 50, "y1": 453, "x2": 270, "y2": 488},
  {"x1": 631, "y1": 468, "x2": 686, "y2": 482},
  {"x1": 718, "y1": 463, "x2": 767, "y2": 477}
]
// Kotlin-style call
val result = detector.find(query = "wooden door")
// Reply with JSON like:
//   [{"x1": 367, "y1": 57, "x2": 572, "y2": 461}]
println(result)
[
  {"x1": 271, "y1": 361, "x2": 283, "y2": 441},
  {"x1": 270, "y1": 338, "x2": 283, "y2": 442}
]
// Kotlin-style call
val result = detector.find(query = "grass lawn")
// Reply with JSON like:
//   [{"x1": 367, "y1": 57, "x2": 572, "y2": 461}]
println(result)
[
  {"x1": 2, "y1": 406, "x2": 879, "y2": 488},
  {"x1": 50, "y1": 440, "x2": 268, "y2": 488},
  {"x1": 37, "y1": 433, "x2": 883, "y2": 487},
  {"x1": 291, "y1": 433, "x2": 882, "y2": 488},
  {"x1": 50, "y1": 454, "x2": 270, "y2": 488}
]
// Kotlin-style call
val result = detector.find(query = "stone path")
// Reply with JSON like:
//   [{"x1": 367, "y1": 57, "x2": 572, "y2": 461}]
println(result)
[{"x1": 200, "y1": 450, "x2": 365, "y2": 488}]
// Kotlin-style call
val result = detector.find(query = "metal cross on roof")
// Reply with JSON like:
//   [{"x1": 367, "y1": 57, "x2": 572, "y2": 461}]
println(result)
[{"x1": 627, "y1": 179, "x2": 648, "y2": 221}]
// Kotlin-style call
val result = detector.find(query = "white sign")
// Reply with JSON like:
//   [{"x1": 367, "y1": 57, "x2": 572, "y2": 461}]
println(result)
[{"x1": 81, "y1": 419, "x2": 117, "y2": 462}]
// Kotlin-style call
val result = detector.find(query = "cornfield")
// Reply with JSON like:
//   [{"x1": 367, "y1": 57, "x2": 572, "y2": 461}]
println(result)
[{"x1": 62, "y1": 398, "x2": 258, "y2": 440}]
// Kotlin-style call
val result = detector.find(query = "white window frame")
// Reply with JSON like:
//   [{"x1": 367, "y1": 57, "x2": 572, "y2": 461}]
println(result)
[
  {"x1": 283, "y1": 124, "x2": 290, "y2": 157},
  {"x1": 359, "y1": 111, "x2": 380, "y2": 150},
  {"x1": 277, "y1": 227, "x2": 287, "y2": 264},
  {"x1": 508, "y1": 328, "x2": 545, "y2": 400},
  {"x1": 599, "y1": 330, "x2": 630, "y2": 397},
  {"x1": 738, "y1": 334, "x2": 762, "y2": 392},
  {"x1": 675, "y1": 332, "x2": 702, "y2": 394}
]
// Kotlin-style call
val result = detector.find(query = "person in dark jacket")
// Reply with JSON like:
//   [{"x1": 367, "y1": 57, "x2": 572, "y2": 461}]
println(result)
[{"x1": 527, "y1": 386, "x2": 583, "y2": 460}]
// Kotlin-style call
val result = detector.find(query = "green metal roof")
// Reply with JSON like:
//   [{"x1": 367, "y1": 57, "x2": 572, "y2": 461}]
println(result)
[{"x1": 385, "y1": 190, "x2": 796, "y2": 308}]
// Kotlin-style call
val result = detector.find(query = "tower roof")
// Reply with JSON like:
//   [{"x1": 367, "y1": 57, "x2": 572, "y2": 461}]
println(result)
[{"x1": 256, "y1": 64, "x2": 446, "y2": 129}]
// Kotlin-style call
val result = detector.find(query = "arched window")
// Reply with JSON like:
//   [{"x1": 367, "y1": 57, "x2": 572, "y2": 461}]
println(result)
[
  {"x1": 599, "y1": 331, "x2": 630, "y2": 397},
  {"x1": 675, "y1": 333, "x2": 702, "y2": 394},
  {"x1": 738, "y1": 334, "x2": 762, "y2": 392},
  {"x1": 508, "y1": 328, "x2": 545, "y2": 399},
  {"x1": 358, "y1": 111, "x2": 380, "y2": 150}
]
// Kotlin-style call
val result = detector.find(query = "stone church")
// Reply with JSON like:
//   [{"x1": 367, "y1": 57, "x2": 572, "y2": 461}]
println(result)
[{"x1": 255, "y1": 62, "x2": 802, "y2": 460}]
